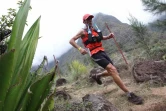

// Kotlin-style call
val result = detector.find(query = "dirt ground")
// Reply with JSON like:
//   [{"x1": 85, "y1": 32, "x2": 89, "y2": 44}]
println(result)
[{"x1": 56, "y1": 60, "x2": 166, "y2": 111}]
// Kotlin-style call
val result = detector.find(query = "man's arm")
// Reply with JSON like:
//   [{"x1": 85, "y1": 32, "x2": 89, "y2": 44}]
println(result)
[
  {"x1": 69, "y1": 29, "x2": 87, "y2": 55},
  {"x1": 102, "y1": 33, "x2": 114, "y2": 40}
]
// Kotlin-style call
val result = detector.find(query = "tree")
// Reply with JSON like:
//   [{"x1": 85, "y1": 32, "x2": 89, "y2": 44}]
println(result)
[
  {"x1": 128, "y1": 15, "x2": 151, "y2": 58},
  {"x1": 128, "y1": 0, "x2": 166, "y2": 60},
  {"x1": 0, "y1": 8, "x2": 16, "y2": 54},
  {"x1": 0, "y1": 0, "x2": 31, "y2": 55},
  {"x1": 142, "y1": 0, "x2": 166, "y2": 30}
]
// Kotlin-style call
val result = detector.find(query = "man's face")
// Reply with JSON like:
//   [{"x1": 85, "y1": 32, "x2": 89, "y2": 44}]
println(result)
[{"x1": 84, "y1": 17, "x2": 93, "y2": 26}]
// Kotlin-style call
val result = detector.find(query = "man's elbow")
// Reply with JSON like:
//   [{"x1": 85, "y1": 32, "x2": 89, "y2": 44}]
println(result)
[{"x1": 69, "y1": 38, "x2": 73, "y2": 45}]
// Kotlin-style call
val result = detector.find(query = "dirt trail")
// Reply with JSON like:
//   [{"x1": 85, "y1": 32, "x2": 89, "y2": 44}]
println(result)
[
  {"x1": 57, "y1": 61, "x2": 166, "y2": 111},
  {"x1": 57, "y1": 78, "x2": 166, "y2": 111}
]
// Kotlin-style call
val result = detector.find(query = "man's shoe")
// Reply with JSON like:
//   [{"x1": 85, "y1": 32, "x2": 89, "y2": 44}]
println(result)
[
  {"x1": 128, "y1": 92, "x2": 143, "y2": 105},
  {"x1": 90, "y1": 74, "x2": 102, "y2": 85}
]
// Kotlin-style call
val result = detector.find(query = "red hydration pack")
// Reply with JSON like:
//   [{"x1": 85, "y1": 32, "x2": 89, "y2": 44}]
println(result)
[{"x1": 81, "y1": 28, "x2": 105, "y2": 55}]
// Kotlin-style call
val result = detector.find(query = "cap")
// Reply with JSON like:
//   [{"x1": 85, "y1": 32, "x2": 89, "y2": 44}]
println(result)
[{"x1": 83, "y1": 14, "x2": 94, "y2": 22}]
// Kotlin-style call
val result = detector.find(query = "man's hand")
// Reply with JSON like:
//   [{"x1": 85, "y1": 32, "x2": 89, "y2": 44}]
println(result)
[
  {"x1": 79, "y1": 47, "x2": 88, "y2": 55},
  {"x1": 107, "y1": 33, "x2": 114, "y2": 39},
  {"x1": 102, "y1": 33, "x2": 114, "y2": 40}
]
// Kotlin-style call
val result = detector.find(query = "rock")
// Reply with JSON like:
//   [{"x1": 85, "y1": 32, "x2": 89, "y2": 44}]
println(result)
[
  {"x1": 132, "y1": 60, "x2": 166, "y2": 85},
  {"x1": 56, "y1": 78, "x2": 67, "y2": 87},
  {"x1": 55, "y1": 90, "x2": 71, "y2": 100},
  {"x1": 89, "y1": 67, "x2": 105, "y2": 84},
  {"x1": 82, "y1": 94, "x2": 119, "y2": 111}
]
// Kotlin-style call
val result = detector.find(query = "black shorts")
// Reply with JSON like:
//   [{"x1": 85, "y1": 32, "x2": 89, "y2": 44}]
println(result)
[{"x1": 91, "y1": 51, "x2": 113, "y2": 69}]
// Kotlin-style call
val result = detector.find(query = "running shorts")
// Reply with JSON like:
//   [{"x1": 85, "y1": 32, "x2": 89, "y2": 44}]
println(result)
[{"x1": 91, "y1": 51, "x2": 113, "y2": 69}]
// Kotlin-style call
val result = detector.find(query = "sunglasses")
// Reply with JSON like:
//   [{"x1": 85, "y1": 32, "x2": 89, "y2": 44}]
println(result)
[{"x1": 86, "y1": 17, "x2": 92, "y2": 21}]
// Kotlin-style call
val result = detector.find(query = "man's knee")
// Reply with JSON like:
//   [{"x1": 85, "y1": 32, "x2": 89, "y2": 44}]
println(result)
[{"x1": 106, "y1": 63, "x2": 118, "y2": 75}]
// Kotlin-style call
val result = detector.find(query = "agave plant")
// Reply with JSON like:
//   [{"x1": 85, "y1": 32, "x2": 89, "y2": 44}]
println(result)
[{"x1": 0, "y1": 0, "x2": 56, "y2": 111}]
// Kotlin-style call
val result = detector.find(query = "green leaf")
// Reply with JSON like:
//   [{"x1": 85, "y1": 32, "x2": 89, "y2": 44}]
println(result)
[
  {"x1": 40, "y1": 94, "x2": 55, "y2": 111},
  {"x1": 21, "y1": 71, "x2": 56, "y2": 111},
  {"x1": 3, "y1": 16, "x2": 41, "y2": 111},
  {"x1": 12, "y1": 16, "x2": 40, "y2": 84},
  {"x1": 8, "y1": 0, "x2": 30, "y2": 72},
  {"x1": 0, "y1": 50, "x2": 15, "y2": 111}
]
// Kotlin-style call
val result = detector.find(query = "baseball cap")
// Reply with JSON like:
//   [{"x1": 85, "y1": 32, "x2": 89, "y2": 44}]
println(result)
[{"x1": 83, "y1": 14, "x2": 94, "y2": 22}]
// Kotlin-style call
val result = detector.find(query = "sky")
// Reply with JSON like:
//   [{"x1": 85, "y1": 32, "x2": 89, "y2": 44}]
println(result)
[{"x1": 1, "y1": 0, "x2": 156, "y2": 65}]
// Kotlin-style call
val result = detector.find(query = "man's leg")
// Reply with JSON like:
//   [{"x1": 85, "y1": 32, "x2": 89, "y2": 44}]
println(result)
[
  {"x1": 97, "y1": 63, "x2": 129, "y2": 92},
  {"x1": 96, "y1": 63, "x2": 143, "y2": 105}
]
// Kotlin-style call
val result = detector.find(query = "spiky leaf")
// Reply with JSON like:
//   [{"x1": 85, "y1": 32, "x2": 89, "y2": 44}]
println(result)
[
  {"x1": 21, "y1": 71, "x2": 56, "y2": 111},
  {"x1": 3, "y1": 16, "x2": 40, "y2": 111},
  {"x1": 0, "y1": 50, "x2": 15, "y2": 110}
]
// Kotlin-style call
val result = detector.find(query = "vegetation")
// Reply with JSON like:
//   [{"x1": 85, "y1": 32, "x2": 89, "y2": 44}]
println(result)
[
  {"x1": 127, "y1": 0, "x2": 166, "y2": 60},
  {"x1": 0, "y1": 0, "x2": 31, "y2": 30},
  {"x1": 141, "y1": 0, "x2": 166, "y2": 31},
  {"x1": 0, "y1": 0, "x2": 56, "y2": 111},
  {"x1": 67, "y1": 60, "x2": 88, "y2": 82},
  {"x1": 0, "y1": 1, "x2": 30, "y2": 55},
  {"x1": 128, "y1": 15, "x2": 151, "y2": 58},
  {"x1": 141, "y1": 0, "x2": 166, "y2": 32}
]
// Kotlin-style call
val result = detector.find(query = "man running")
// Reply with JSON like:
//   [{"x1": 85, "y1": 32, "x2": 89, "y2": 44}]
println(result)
[{"x1": 69, "y1": 14, "x2": 143, "y2": 105}]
